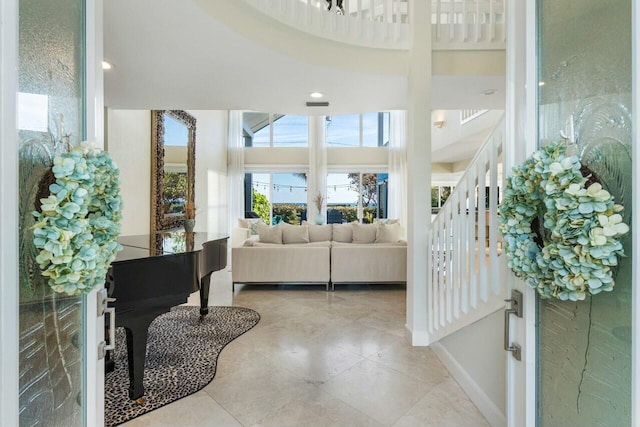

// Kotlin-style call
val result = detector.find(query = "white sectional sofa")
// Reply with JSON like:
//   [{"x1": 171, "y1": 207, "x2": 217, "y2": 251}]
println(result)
[{"x1": 231, "y1": 220, "x2": 407, "y2": 291}]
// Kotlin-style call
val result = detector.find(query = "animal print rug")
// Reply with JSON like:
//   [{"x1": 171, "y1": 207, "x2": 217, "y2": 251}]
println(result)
[{"x1": 105, "y1": 306, "x2": 260, "y2": 426}]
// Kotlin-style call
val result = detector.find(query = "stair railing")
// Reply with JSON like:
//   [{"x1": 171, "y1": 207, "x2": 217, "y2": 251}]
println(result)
[
  {"x1": 427, "y1": 114, "x2": 505, "y2": 343},
  {"x1": 242, "y1": 0, "x2": 505, "y2": 50}
]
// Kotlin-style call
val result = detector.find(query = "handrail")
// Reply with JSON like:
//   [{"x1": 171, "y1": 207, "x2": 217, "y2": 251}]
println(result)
[
  {"x1": 241, "y1": 0, "x2": 505, "y2": 50},
  {"x1": 427, "y1": 114, "x2": 505, "y2": 343}
]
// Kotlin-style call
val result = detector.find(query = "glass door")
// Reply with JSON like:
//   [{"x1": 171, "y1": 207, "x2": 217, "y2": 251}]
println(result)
[
  {"x1": 18, "y1": 0, "x2": 92, "y2": 425},
  {"x1": 536, "y1": 0, "x2": 633, "y2": 425}
]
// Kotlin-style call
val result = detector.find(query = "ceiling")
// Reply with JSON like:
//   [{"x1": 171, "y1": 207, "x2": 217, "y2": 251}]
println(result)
[{"x1": 103, "y1": 0, "x2": 505, "y2": 162}]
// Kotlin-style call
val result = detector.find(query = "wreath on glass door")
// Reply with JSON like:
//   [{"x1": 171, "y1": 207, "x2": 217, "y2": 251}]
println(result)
[
  {"x1": 32, "y1": 142, "x2": 123, "y2": 295},
  {"x1": 498, "y1": 141, "x2": 629, "y2": 301}
]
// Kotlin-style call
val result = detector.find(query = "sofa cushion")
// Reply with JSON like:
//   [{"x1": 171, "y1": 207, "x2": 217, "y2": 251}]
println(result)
[
  {"x1": 238, "y1": 218, "x2": 264, "y2": 235},
  {"x1": 242, "y1": 235, "x2": 260, "y2": 246},
  {"x1": 375, "y1": 222, "x2": 401, "y2": 243},
  {"x1": 281, "y1": 223, "x2": 310, "y2": 244},
  {"x1": 352, "y1": 223, "x2": 378, "y2": 244},
  {"x1": 257, "y1": 223, "x2": 282, "y2": 244},
  {"x1": 332, "y1": 241, "x2": 407, "y2": 247},
  {"x1": 374, "y1": 218, "x2": 400, "y2": 225},
  {"x1": 332, "y1": 223, "x2": 354, "y2": 243},
  {"x1": 305, "y1": 223, "x2": 333, "y2": 242}
]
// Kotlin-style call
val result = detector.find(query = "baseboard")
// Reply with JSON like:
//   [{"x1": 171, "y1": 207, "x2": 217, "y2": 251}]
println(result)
[{"x1": 431, "y1": 342, "x2": 506, "y2": 427}]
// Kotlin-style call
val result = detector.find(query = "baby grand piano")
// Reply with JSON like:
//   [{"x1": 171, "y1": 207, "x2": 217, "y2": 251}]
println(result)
[{"x1": 105, "y1": 231, "x2": 227, "y2": 401}]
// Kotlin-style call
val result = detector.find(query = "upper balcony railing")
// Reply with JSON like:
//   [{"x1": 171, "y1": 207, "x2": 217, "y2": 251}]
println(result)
[{"x1": 242, "y1": 0, "x2": 505, "y2": 50}]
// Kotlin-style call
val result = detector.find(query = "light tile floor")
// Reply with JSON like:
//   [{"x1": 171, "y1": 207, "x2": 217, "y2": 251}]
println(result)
[{"x1": 121, "y1": 271, "x2": 489, "y2": 427}]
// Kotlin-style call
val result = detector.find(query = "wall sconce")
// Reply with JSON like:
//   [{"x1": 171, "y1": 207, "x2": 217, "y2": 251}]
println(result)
[{"x1": 433, "y1": 120, "x2": 445, "y2": 129}]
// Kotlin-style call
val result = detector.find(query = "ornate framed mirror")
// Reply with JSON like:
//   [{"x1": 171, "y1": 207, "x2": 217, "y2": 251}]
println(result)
[{"x1": 150, "y1": 110, "x2": 196, "y2": 234}]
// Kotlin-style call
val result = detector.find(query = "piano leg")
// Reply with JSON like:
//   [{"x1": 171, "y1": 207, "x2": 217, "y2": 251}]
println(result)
[
  {"x1": 123, "y1": 324, "x2": 151, "y2": 402},
  {"x1": 199, "y1": 273, "x2": 212, "y2": 316}
]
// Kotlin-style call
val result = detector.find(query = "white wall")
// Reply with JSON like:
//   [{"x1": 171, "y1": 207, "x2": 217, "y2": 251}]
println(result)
[
  {"x1": 106, "y1": 109, "x2": 228, "y2": 235},
  {"x1": 190, "y1": 110, "x2": 228, "y2": 234},
  {"x1": 433, "y1": 309, "x2": 506, "y2": 426},
  {"x1": 107, "y1": 109, "x2": 151, "y2": 235}
]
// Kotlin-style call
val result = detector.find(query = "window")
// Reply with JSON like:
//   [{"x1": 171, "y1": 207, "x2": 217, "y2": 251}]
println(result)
[
  {"x1": 245, "y1": 173, "x2": 307, "y2": 225},
  {"x1": 243, "y1": 112, "x2": 308, "y2": 147},
  {"x1": 326, "y1": 112, "x2": 390, "y2": 147},
  {"x1": 362, "y1": 112, "x2": 390, "y2": 147},
  {"x1": 326, "y1": 114, "x2": 359, "y2": 147},
  {"x1": 273, "y1": 115, "x2": 308, "y2": 147},
  {"x1": 431, "y1": 186, "x2": 453, "y2": 212},
  {"x1": 326, "y1": 172, "x2": 387, "y2": 223}
]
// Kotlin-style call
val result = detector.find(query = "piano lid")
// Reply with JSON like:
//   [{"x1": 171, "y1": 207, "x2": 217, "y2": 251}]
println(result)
[{"x1": 115, "y1": 231, "x2": 228, "y2": 263}]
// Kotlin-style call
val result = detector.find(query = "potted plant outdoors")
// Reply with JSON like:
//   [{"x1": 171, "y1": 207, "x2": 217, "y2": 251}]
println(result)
[{"x1": 183, "y1": 201, "x2": 196, "y2": 232}]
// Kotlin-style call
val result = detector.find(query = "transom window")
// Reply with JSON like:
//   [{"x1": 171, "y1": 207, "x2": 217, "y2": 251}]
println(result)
[
  {"x1": 243, "y1": 112, "x2": 308, "y2": 147},
  {"x1": 326, "y1": 112, "x2": 390, "y2": 147}
]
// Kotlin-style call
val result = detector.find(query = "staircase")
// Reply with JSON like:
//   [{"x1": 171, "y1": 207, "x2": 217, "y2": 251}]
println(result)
[
  {"x1": 427, "y1": 115, "x2": 506, "y2": 343},
  {"x1": 241, "y1": 0, "x2": 505, "y2": 50}
]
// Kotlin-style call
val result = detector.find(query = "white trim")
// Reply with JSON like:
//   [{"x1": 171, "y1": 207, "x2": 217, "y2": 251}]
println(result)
[
  {"x1": 431, "y1": 342, "x2": 507, "y2": 427},
  {"x1": 404, "y1": 325, "x2": 430, "y2": 346},
  {"x1": 0, "y1": 0, "x2": 19, "y2": 425},
  {"x1": 326, "y1": 165, "x2": 388, "y2": 173},
  {"x1": 244, "y1": 165, "x2": 309, "y2": 173},
  {"x1": 632, "y1": 0, "x2": 639, "y2": 424},
  {"x1": 85, "y1": 0, "x2": 104, "y2": 425}
]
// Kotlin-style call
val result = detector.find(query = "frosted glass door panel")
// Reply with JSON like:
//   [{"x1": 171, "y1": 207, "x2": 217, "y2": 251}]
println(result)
[
  {"x1": 536, "y1": 1, "x2": 632, "y2": 426},
  {"x1": 18, "y1": 0, "x2": 86, "y2": 426}
]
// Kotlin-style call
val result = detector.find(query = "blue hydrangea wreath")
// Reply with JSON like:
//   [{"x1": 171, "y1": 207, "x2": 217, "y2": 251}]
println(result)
[
  {"x1": 32, "y1": 143, "x2": 123, "y2": 295},
  {"x1": 498, "y1": 141, "x2": 629, "y2": 301}
]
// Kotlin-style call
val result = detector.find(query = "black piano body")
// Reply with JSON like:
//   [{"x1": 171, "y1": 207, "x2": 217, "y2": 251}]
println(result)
[{"x1": 106, "y1": 232, "x2": 228, "y2": 401}]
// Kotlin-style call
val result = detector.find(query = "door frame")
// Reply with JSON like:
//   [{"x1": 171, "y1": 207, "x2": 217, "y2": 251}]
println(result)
[
  {"x1": 632, "y1": 0, "x2": 640, "y2": 422},
  {"x1": 0, "y1": 0, "x2": 105, "y2": 424},
  {"x1": 85, "y1": 0, "x2": 105, "y2": 425},
  {"x1": 504, "y1": 0, "x2": 538, "y2": 425},
  {"x1": 0, "y1": 0, "x2": 20, "y2": 425},
  {"x1": 507, "y1": 0, "x2": 640, "y2": 425}
]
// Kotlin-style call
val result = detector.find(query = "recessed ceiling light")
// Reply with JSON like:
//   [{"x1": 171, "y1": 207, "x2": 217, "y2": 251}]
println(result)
[
  {"x1": 481, "y1": 89, "x2": 497, "y2": 96},
  {"x1": 102, "y1": 61, "x2": 114, "y2": 70},
  {"x1": 310, "y1": 92, "x2": 324, "y2": 98},
  {"x1": 539, "y1": 81, "x2": 545, "y2": 86}
]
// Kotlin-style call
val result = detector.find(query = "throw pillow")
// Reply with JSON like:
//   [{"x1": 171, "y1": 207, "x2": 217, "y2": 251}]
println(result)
[
  {"x1": 332, "y1": 222, "x2": 354, "y2": 243},
  {"x1": 238, "y1": 218, "x2": 265, "y2": 235},
  {"x1": 375, "y1": 222, "x2": 401, "y2": 243},
  {"x1": 306, "y1": 223, "x2": 333, "y2": 242},
  {"x1": 374, "y1": 218, "x2": 400, "y2": 225},
  {"x1": 257, "y1": 223, "x2": 283, "y2": 244},
  {"x1": 352, "y1": 222, "x2": 378, "y2": 244},
  {"x1": 281, "y1": 223, "x2": 310, "y2": 244}
]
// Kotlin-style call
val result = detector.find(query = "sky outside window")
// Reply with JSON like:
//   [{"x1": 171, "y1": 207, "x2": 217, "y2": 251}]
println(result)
[
  {"x1": 326, "y1": 173, "x2": 359, "y2": 205},
  {"x1": 273, "y1": 115, "x2": 308, "y2": 147},
  {"x1": 326, "y1": 114, "x2": 359, "y2": 147},
  {"x1": 272, "y1": 173, "x2": 307, "y2": 204}
]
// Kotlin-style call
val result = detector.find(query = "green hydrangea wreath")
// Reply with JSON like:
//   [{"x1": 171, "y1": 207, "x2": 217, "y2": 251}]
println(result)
[
  {"x1": 32, "y1": 143, "x2": 123, "y2": 295},
  {"x1": 498, "y1": 141, "x2": 629, "y2": 301}
]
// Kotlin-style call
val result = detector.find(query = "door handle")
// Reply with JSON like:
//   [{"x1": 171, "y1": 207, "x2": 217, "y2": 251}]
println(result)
[
  {"x1": 103, "y1": 306, "x2": 116, "y2": 352},
  {"x1": 504, "y1": 289, "x2": 523, "y2": 361}
]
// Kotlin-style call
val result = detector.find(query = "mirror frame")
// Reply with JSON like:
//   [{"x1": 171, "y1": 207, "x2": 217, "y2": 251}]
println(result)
[{"x1": 150, "y1": 110, "x2": 196, "y2": 234}]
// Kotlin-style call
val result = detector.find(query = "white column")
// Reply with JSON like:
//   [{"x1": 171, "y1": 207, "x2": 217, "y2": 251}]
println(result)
[
  {"x1": 0, "y1": 0, "x2": 20, "y2": 424},
  {"x1": 406, "y1": 0, "x2": 431, "y2": 345},
  {"x1": 308, "y1": 116, "x2": 327, "y2": 220}
]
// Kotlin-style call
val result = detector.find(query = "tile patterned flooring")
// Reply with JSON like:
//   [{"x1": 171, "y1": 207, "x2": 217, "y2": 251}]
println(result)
[{"x1": 121, "y1": 271, "x2": 489, "y2": 427}]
